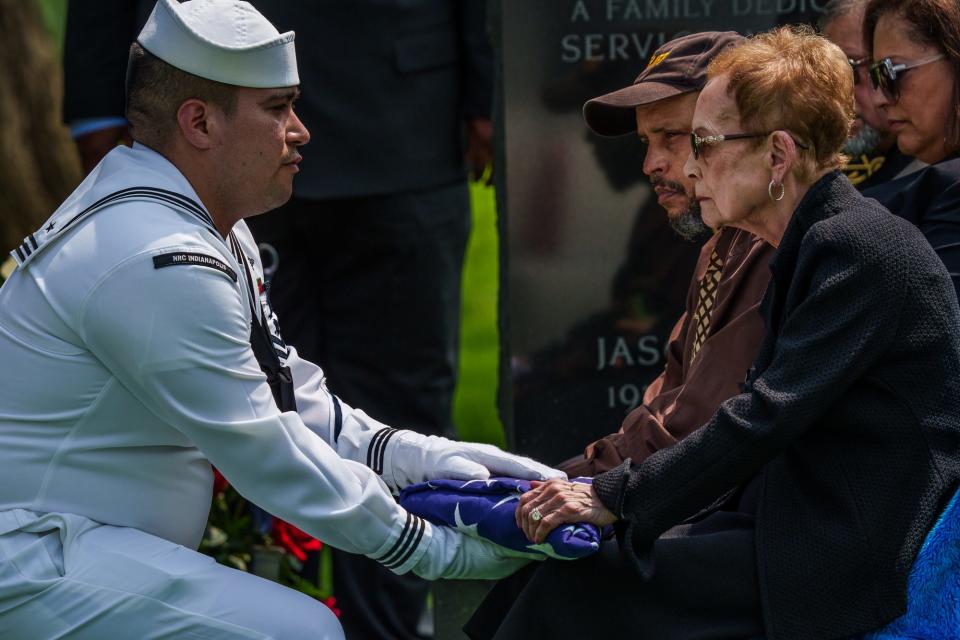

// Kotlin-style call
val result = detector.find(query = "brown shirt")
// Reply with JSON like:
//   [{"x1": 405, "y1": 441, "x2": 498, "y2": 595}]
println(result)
[{"x1": 561, "y1": 227, "x2": 774, "y2": 476}]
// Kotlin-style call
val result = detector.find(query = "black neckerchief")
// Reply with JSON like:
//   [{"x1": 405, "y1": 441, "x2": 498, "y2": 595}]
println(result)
[{"x1": 229, "y1": 232, "x2": 298, "y2": 413}]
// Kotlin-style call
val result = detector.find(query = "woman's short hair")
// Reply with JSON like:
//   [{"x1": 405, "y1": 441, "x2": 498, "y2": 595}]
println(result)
[
  {"x1": 707, "y1": 26, "x2": 854, "y2": 182},
  {"x1": 864, "y1": 0, "x2": 960, "y2": 153},
  {"x1": 126, "y1": 42, "x2": 237, "y2": 151}
]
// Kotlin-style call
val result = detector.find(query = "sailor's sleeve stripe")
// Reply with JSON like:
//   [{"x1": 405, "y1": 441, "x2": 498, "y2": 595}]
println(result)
[
  {"x1": 374, "y1": 512, "x2": 412, "y2": 563},
  {"x1": 384, "y1": 516, "x2": 425, "y2": 569},
  {"x1": 375, "y1": 513, "x2": 426, "y2": 569},
  {"x1": 367, "y1": 427, "x2": 390, "y2": 469},
  {"x1": 366, "y1": 427, "x2": 399, "y2": 474},
  {"x1": 375, "y1": 428, "x2": 400, "y2": 474}
]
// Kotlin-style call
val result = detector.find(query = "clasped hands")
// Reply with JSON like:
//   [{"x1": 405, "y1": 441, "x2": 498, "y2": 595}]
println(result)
[{"x1": 516, "y1": 479, "x2": 617, "y2": 544}]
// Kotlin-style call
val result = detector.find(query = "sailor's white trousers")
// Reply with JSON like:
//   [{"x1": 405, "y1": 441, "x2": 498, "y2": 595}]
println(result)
[{"x1": 0, "y1": 509, "x2": 344, "y2": 639}]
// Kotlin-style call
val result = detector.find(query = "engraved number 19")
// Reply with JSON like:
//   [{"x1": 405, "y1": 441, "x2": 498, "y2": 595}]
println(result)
[{"x1": 607, "y1": 383, "x2": 642, "y2": 412}]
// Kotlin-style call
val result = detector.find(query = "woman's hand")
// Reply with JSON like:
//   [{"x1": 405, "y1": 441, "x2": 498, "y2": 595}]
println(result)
[{"x1": 515, "y1": 479, "x2": 617, "y2": 544}]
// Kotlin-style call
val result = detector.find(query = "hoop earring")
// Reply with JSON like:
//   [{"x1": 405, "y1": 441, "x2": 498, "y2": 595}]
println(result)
[{"x1": 768, "y1": 179, "x2": 785, "y2": 202}]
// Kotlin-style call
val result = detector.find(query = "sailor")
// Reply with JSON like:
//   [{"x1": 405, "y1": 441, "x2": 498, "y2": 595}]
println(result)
[{"x1": 0, "y1": 1, "x2": 561, "y2": 637}]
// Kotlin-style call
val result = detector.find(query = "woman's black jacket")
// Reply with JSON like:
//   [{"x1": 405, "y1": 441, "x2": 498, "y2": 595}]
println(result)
[{"x1": 595, "y1": 171, "x2": 960, "y2": 640}]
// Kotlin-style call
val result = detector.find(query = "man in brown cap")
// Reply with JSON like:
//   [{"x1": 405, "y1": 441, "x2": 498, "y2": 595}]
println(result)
[{"x1": 561, "y1": 31, "x2": 776, "y2": 476}]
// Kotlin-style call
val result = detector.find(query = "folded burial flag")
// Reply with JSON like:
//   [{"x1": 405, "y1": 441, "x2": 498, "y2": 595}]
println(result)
[{"x1": 399, "y1": 477, "x2": 607, "y2": 560}]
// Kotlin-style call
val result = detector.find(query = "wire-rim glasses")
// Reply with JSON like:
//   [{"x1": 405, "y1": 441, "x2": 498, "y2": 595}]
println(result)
[{"x1": 690, "y1": 131, "x2": 810, "y2": 160}]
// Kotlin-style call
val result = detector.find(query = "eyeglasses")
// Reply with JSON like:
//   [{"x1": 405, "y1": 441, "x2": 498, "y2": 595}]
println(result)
[
  {"x1": 689, "y1": 131, "x2": 810, "y2": 160},
  {"x1": 869, "y1": 54, "x2": 945, "y2": 101},
  {"x1": 848, "y1": 56, "x2": 869, "y2": 85}
]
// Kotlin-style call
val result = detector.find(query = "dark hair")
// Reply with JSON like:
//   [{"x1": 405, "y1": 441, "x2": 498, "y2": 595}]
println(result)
[
  {"x1": 863, "y1": 0, "x2": 960, "y2": 153},
  {"x1": 818, "y1": 0, "x2": 866, "y2": 31},
  {"x1": 125, "y1": 42, "x2": 238, "y2": 151}
]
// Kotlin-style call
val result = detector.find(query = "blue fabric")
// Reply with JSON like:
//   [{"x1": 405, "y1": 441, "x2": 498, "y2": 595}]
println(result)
[
  {"x1": 859, "y1": 488, "x2": 960, "y2": 639},
  {"x1": 69, "y1": 117, "x2": 128, "y2": 138},
  {"x1": 399, "y1": 477, "x2": 606, "y2": 560}
]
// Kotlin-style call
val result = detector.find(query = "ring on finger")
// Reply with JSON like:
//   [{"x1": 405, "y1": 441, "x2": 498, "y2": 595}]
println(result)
[{"x1": 531, "y1": 506, "x2": 543, "y2": 521}]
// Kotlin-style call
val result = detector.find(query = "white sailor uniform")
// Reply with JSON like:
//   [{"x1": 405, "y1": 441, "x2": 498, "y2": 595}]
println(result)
[{"x1": 0, "y1": 144, "x2": 540, "y2": 639}]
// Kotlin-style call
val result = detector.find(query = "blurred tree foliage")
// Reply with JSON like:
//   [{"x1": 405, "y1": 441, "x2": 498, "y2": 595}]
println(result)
[
  {"x1": 0, "y1": 0, "x2": 81, "y2": 256},
  {"x1": 36, "y1": 0, "x2": 68, "y2": 53}
]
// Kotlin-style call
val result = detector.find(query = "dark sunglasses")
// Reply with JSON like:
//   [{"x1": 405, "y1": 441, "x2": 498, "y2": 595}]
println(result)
[
  {"x1": 689, "y1": 131, "x2": 810, "y2": 160},
  {"x1": 869, "y1": 54, "x2": 945, "y2": 101},
  {"x1": 848, "y1": 56, "x2": 869, "y2": 85}
]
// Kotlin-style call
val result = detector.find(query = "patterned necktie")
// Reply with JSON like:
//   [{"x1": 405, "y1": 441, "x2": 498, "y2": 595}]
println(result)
[{"x1": 690, "y1": 248, "x2": 724, "y2": 362}]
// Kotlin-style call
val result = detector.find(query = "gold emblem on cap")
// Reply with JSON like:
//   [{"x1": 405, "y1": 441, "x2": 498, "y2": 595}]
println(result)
[{"x1": 646, "y1": 51, "x2": 671, "y2": 70}]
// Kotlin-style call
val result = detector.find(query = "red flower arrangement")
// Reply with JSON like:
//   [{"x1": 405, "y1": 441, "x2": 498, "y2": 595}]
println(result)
[{"x1": 272, "y1": 519, "x2": 323, "y2": 563}]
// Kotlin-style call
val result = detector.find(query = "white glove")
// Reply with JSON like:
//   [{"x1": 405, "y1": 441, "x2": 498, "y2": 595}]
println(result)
[
  {"x1": 409, "y1": 520, "x2": 541, "y2": 580},
  {"x1": 369, "y1": 428, "x2": 566, "y2": 492}
]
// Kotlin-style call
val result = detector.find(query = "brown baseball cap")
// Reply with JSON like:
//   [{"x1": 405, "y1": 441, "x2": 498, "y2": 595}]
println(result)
[{"x1": 583, "y1": 31, "x2": 745, "y2": 137}]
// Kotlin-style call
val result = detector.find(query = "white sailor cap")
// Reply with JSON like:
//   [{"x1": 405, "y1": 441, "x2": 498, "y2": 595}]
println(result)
[{"x1": 137, "y1": 0, "x2": 298, "y2": 88}]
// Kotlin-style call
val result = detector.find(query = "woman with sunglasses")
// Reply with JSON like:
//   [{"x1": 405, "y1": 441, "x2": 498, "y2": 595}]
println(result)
[
  {"x1": 469, "y1": 27, "x2": 960, "y2": 640},
  {"x1": 862, "y1": 0, "x2": 960, "y2": 299},
  {"x1": 865, "y1": 0, "x2": 957, "y2": 164}
]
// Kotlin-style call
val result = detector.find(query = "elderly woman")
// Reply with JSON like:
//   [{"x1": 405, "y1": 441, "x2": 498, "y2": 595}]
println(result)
[
  {"x1": 466, "y1": 26, "x2": 960, "y2": 640},
  {"x1": 862, "y1": 0, "x2": 960, "y2": 298}
]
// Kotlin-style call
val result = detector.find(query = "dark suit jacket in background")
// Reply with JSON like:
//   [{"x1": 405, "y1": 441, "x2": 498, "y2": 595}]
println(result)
[
  {"x1": 259, "y1": 1, "x2": 490, "y2": 199},
  {"x1": 865, "y1": 155, "x2": 960, "y2": 302},
  {"x1": 594, "y1": 172, "x2": 960, "y2": 640}
]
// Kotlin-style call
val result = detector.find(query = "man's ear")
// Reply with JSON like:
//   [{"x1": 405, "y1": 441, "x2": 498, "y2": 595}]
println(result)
[
  {"x1": 176, "y1": 99, "x2": 215, "y2": 150},
  {"x1": 768, "y1": 131, "x2": 797, "y2": 183}
]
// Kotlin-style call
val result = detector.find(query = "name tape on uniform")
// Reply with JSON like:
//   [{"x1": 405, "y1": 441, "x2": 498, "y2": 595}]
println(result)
[{"x1": 153, "y1": 252, "x2": 238, "y2": 282}]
